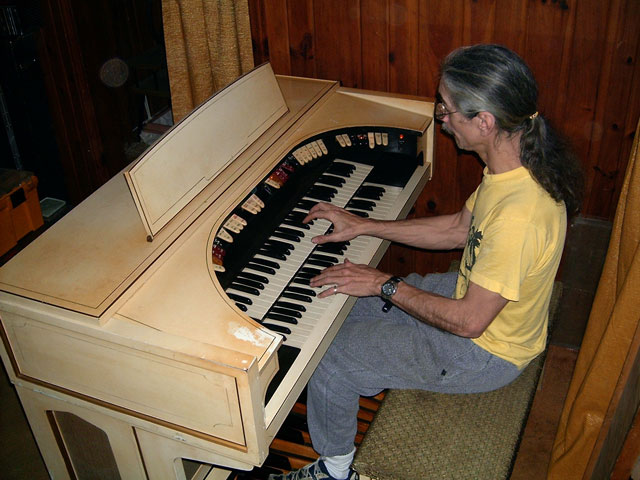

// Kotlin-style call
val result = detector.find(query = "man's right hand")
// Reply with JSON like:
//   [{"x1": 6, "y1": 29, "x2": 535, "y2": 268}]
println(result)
[{"x1": 303, "y1": 202, "x2": 371, "y2": 244}]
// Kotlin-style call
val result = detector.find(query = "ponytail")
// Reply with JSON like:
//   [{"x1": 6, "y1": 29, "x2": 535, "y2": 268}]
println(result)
[{"x1": 520, "y1": 114, "x2": 583, "y2": 215}]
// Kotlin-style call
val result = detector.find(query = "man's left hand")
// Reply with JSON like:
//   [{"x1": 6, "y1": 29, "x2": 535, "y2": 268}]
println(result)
[{"x1": 310, "y1": 259, "x2": 390, "y2": 298}]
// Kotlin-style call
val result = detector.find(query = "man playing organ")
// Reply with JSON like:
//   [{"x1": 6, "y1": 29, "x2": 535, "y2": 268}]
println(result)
[{"x1": 270, "y1": 44, "x2": 583, "y2": 480}]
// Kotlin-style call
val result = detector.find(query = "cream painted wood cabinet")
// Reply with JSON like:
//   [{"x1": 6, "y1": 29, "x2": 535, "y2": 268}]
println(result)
[{"x1": 0, "y1": 64, "x2": 434, "y2": 479}]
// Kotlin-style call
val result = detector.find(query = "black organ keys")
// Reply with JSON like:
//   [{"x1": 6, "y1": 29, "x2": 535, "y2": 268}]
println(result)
[
  {"x1": 211, "y1": 137, "x2": 333, "y2": 272},
  {"x1": 225, "y1": 159, "x2": 372, "y2": 316},
  {"x1": 235, "y1": 173, "x2": 392, "y2": 347},
  {"x1": 213, "y1": 130, "x2": 407, "y2": 347}
]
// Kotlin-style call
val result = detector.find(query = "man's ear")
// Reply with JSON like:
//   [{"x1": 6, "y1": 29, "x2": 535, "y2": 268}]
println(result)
[{"x1": 475, "y1": 111, "x2": 496, "y2": 136}]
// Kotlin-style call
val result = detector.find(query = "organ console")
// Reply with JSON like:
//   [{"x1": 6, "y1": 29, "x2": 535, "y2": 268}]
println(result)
[{"x1": 0, "y1": 64, "x2": 434, "y2": 479}]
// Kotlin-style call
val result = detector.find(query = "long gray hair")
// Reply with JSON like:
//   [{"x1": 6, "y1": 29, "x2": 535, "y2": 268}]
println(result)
[{"x1": 440, "y1": 44, "x2": 583, "y2": 215}]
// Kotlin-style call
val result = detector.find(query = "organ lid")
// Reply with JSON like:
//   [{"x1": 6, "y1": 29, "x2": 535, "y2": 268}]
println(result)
[
  {"x1": 0, "y1": 64, "x2": 322, "y2": 318},
  {"x1": 124, "y1": 63, "x2": 289, "y2": 240}
]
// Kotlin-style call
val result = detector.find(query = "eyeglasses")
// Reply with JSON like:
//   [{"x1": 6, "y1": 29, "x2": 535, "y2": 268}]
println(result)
[{"x1": 435, "y1": 102, "x2": 457, "y2": 120}]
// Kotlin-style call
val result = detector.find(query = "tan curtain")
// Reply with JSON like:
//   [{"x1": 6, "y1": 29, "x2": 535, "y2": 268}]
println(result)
[
  {"x1": 548, "y1": 120, "x2": 640, "y2": 478},
  {"x1": 162, "y1": 0, "x2": 254, "y2": 122}
]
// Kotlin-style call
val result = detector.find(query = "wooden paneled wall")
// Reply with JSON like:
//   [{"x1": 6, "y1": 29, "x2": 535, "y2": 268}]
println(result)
[
  {"x1": 249, "y1": 0, "x2": 640, "y2": 274},
  {"x1": 37, "y1": 0, "x2": 166, "y2": 204}
]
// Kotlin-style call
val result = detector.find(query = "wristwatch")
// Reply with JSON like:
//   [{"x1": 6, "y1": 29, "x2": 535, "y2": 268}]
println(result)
[{"x1": 381, "y1": 276, "x2": 403, "y2": 301}]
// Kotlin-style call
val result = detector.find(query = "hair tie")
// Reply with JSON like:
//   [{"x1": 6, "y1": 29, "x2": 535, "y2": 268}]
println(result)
[{"x1": 529, "y1": 111, "x2": 539, "y2": 120}]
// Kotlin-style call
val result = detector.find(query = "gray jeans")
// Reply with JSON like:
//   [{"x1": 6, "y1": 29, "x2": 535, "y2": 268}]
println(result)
[{"x1": 307, "y1": 272, "x2": 521, "y2": 457}]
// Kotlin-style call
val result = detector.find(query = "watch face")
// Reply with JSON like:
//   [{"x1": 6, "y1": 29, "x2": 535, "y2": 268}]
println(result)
[{"x1": 382, "y1": 281, "x2": 396, "y2": 297}]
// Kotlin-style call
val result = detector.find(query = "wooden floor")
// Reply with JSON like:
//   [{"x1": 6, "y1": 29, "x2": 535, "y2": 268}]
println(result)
[{"x1": 0, "y1": 216, "x2": 611, "y2": 479}]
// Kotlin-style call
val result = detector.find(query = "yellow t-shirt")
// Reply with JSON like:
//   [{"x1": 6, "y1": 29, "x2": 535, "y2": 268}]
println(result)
[{"x1": 455, "y1": 166, "x2": 566, "y2": 369}]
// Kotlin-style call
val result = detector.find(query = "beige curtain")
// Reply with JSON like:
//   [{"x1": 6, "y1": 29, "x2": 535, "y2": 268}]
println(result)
[
  {"x1": 548, "y1": 120, "x2": 640, "y2": 478},
  {"x1": 162, "y1": 0, "x2": 254, "y2": 122}
]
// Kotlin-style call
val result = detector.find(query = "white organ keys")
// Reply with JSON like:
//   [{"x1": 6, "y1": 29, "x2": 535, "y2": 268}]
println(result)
[
  {"x1": 224, "y1": 158, "x2": 403, "y2": 350},
  {"x1": 225, "y1": 160, "x2": 372, "y2": 320}
]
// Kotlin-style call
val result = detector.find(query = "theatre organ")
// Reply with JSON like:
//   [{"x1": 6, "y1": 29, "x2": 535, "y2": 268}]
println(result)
[{"x1": 0, "y1": 64, "x2": 434, "y2": 479}]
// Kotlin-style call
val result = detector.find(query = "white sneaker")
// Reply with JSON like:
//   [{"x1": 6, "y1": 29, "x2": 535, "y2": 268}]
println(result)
[{"x1": 268, "y1": 459, "x2": 359, "y2": 480}]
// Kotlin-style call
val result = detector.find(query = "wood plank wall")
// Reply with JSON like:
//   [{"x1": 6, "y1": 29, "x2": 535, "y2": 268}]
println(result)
[
  {"x1": 37, "y1": 0, "x2": 166, "y2": 203},
  {"x1": 249, "y1": 0, "x2": 640, "y2": 274}
]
